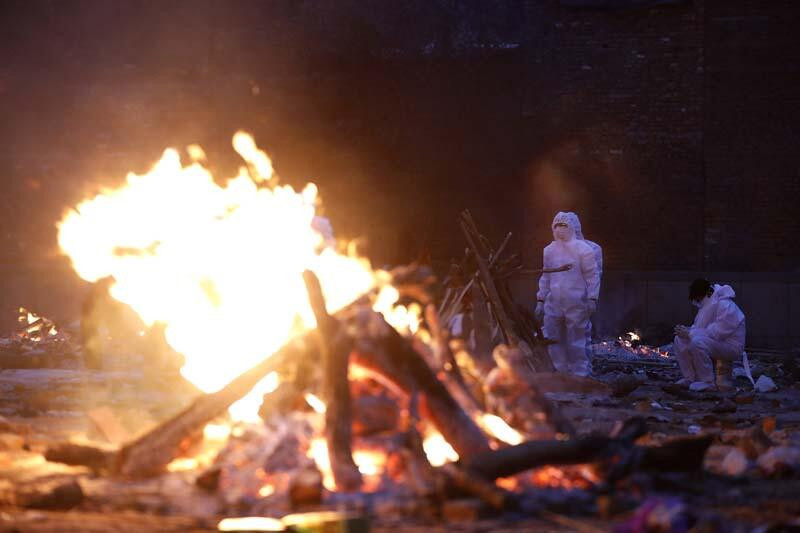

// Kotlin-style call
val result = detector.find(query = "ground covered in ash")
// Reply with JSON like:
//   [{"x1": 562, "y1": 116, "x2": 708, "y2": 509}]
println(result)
[{"x1": 1, "y1": 322, "x2": 799, "y2": 532}]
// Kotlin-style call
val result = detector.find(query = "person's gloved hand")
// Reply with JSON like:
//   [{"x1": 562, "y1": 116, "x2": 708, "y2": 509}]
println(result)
[
  {"x1": 535, "y1": 301, "x2": 545, "y2": 323},
  {"x1": 587, "y1": 299, "x2": 597, "y2": 315},
  {"x1": 674, "y1": 325, "x2": 690, "y2": 340}
]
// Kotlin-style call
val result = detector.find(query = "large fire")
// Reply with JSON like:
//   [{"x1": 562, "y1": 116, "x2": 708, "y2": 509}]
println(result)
[
  {"x1": 55, "y1": 132, "x2": 545, "y2": 492},
  {"x1": 57, "y1": 132, "x2": 390, "y2": 420}
]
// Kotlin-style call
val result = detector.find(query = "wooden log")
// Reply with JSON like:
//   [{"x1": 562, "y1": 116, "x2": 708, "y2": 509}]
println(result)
[
  {"x1": 400, "y1": 408, "x2": 509, "y2": 510},
  {"x1": 439, "y1": 463, "x2": 510, "y2": 510},
  {"x1": 351, "y1": 314, "x2": 491, "y2": 460},
  {"x1": 289, "y1": 466, "x2": 324, "y2": 507},
  {"x1": 490, "y1": 344, "x2": 577, "y2": 437},
  {"x1": 399, "y1": 411, "x2": 440, "y2": 498},
  {"x1": 460, "y1": 211, "x2": 561, "y2": 349},
  {"x1": 462, "y1": 419, "x2": 709, "y2": 482},
  {"x1": 500, "y1": 265, "x2": 571, "y2": 278},
  {"x1": 439, "y1": 232, "x2": 511, "y2": 327},
  {"x1": 351, "y1": 391, "x2": 401, "y2": 436},
  {"x1": 51, "y1": 305, "x2": 475, "y2": 478},
  {"x1": 0, "y1": 510, "x2": 212, "y2": 531},
  {"x1": 44, "y1": 442, "x2": 117, "y2": 473},
  {"x1": 636, "y1": 435, "x2": 714, "y2": 472},
  {"x1": 602, "y1": 434, "x2": 714, "y2": 487},
  {"x1": 113, "y1": 335, "x2": 313, "y2": 477},
  {"x1": 458, "y1": 217, "x2": 516, "y2": 347},
  {"x1": 465, "y1": 435, "x2": 614, "y2": 480},
  {"x1": 466, "y1": 418, "x2": 646, "y2": 480},
  {"x1": 14, "y1": 476, "x2": 84, "y2": 510},
  {"x1": 424, "y1": 304, "x2": 481, "y2": 415},
  {"x1": 471, "y1": 283, "x2": 494, "y2": 368},
  {"x1": 459, "y1": 212, "x2": 554, "y2": 372},
  {"x1": 302, "y1": 270, "x2": 361, "y2": 491},
  {"x1": 56, "y1": 273, "x2": 371, "y2": 477}
]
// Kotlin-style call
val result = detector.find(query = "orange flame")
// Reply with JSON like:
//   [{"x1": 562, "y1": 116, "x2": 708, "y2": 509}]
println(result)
[
  {"x1": 422, "y1": 432, "x2": 459, "y2": 466},
  {"x1": 477, "y1": 413, "x2": 524, "y2": 445},
  {"x1": 304, "y1": 392, "x2": 327, "y2": 414},
  {"x1": 306, "y1": 437, "x2": 386, "y2": 492},
  {"x1": 57, "y1": 133, "x2": 410, "y2": 421}
]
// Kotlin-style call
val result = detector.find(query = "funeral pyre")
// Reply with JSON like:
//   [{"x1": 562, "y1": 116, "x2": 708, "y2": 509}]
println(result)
[{"x1": 2, "y1": 136, "x2": 800, "y2": 532}]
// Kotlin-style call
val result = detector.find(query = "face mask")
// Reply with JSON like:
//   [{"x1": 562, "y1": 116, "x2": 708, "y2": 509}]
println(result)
[
  {"x1": 553, "y1": 226, "x2": 570, "y2": 241},
  {"x1": 692, "y1": 295, "x2": 710, "y2": 309}
]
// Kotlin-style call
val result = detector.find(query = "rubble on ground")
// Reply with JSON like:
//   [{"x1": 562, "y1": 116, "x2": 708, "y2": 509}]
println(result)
[{"x1": 1, "y1": 237, "x2": 799, "y2": 531}]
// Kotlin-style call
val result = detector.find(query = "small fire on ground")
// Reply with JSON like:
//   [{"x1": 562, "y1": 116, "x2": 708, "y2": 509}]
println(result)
[
  {"x1": 596, "y1": 331, "x2": 671, "y2": 359},
  {"x1": 16, "y1": 307, "x2": 61, "y2": 342}
]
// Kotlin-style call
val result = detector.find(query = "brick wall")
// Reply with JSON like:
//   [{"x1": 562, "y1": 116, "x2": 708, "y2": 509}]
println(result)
[
  {"x1": 517, "y1": 0, "x2": 705, "y2": 271},
  {"x1": 703, "y1": 1, "x2": 800, "y2": 272},
  {"x1": 0, "y1": 0, "x2": 798, "y2": 333}
]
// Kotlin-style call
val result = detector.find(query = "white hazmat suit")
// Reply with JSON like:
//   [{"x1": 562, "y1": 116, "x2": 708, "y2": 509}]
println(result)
[
  {"x1": 566, "y1": 212, "x2": 603, "y2": 350},
  {"x1": 674, "y1": 284, "x2": 746, "y2": 386},
  {"x1": 536, "y1": 212, "x2": 601, "y2": 376}
]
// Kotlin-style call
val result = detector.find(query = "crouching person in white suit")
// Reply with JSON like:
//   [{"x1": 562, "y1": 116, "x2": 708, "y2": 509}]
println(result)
[{"x1": 674, "y1": 278, "x2": 746, "y2": 391}]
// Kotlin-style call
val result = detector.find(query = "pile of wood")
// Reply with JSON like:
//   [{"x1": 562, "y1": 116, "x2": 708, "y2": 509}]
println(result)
[
  {"x1": 29, "y1": 215, "x2": 719, "y2": 527},
  {"x1": 439, "y1": 210, "x2": 577, "y2": 373}
]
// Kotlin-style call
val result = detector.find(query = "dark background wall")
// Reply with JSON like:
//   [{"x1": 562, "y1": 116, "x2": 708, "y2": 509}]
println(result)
[{"x1": 0, "y1": 1, "x2": 798, "y2": 343}]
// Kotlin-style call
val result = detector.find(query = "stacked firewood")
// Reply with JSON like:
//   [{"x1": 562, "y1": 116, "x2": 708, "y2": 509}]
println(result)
[
  {"x1": 439, "y1": 210, "x2": 576, "y2": 373},
  {"x1": 36, "y1": 214, "x2": 713, "y2": 521}
]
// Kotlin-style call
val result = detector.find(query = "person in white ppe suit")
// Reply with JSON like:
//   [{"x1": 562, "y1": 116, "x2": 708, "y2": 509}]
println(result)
[
  {"x1": 673, "y1": 278, "x2": 746, "y2": 391},
  {"x1": 535, "y1": 212, "x2": 601, "y2": 376},
  {"x1": 566, "y1": 212, "x2": 603, "y2": 352}
]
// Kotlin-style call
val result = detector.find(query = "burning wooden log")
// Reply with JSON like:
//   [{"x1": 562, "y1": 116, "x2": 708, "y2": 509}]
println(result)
[
  {"x1": 351, "y1": 313, "x2": 492, "y2": 460},
  {"x1": 12, "y1": 477, "x2": 84, "y2": 510},
  {"x1": 464, "y1": 418, "x2": 647, "y2": 480},
  {"x1": 45, "y1": 333, "x2": 314, "y2": 477},
  {"x1": 465, "y1": 434, "x2": 619, "y2": 480},
  {"x1": 439, "y1": 463, "x2": 511, "y2": 510},
  {"x1": 115, "y1": 336, "x2": 311, "y2": 477},
  {"x1": 460, "y1": 418, "x2": 712, "y2": 485},
  {"x1": 400, "y1": 403, "x2": 510, "y2": 511},
  {"x1": 49, "y1": 309, "x2": 489, "y2": 478},
  {"x1": 302, "y1": 270, "x2": 361, "y2": 491},
  {"x1": 48, "y1": 283, "x2": 490, "y2": 479},
  {"x1": 488, "y1": 344, "x2": 576, "y2": 437},
  {"x1": 398, "y1": 401, "x2": 441, "y2": 498},
  {"x1": 44, "y1": 442, "x2": 117, "y2": 473},
  {"x1": 423, "y1": 304, "x2": 484, "y2": 417},
  {"x1": 603, "y1": 434, "x2": 715, "y2": 486}
]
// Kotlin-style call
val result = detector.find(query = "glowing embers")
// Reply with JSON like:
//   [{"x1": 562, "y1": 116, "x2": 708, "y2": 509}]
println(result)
[
  {"x1": 529, "y1": 464, "x2": 600, "y2": 490},
  {"x1": 595, "y1": 331, "x2": 671, "y2": 360},
  {"x1": 477, "y1": 413, "x2": 524, "y2": 446},
  {"x1": 15, "y1": 307, "x2": 63, "y2": 343},
  {"x1": 307, "y1": 437, "x2": 389, "y2": 492}
]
